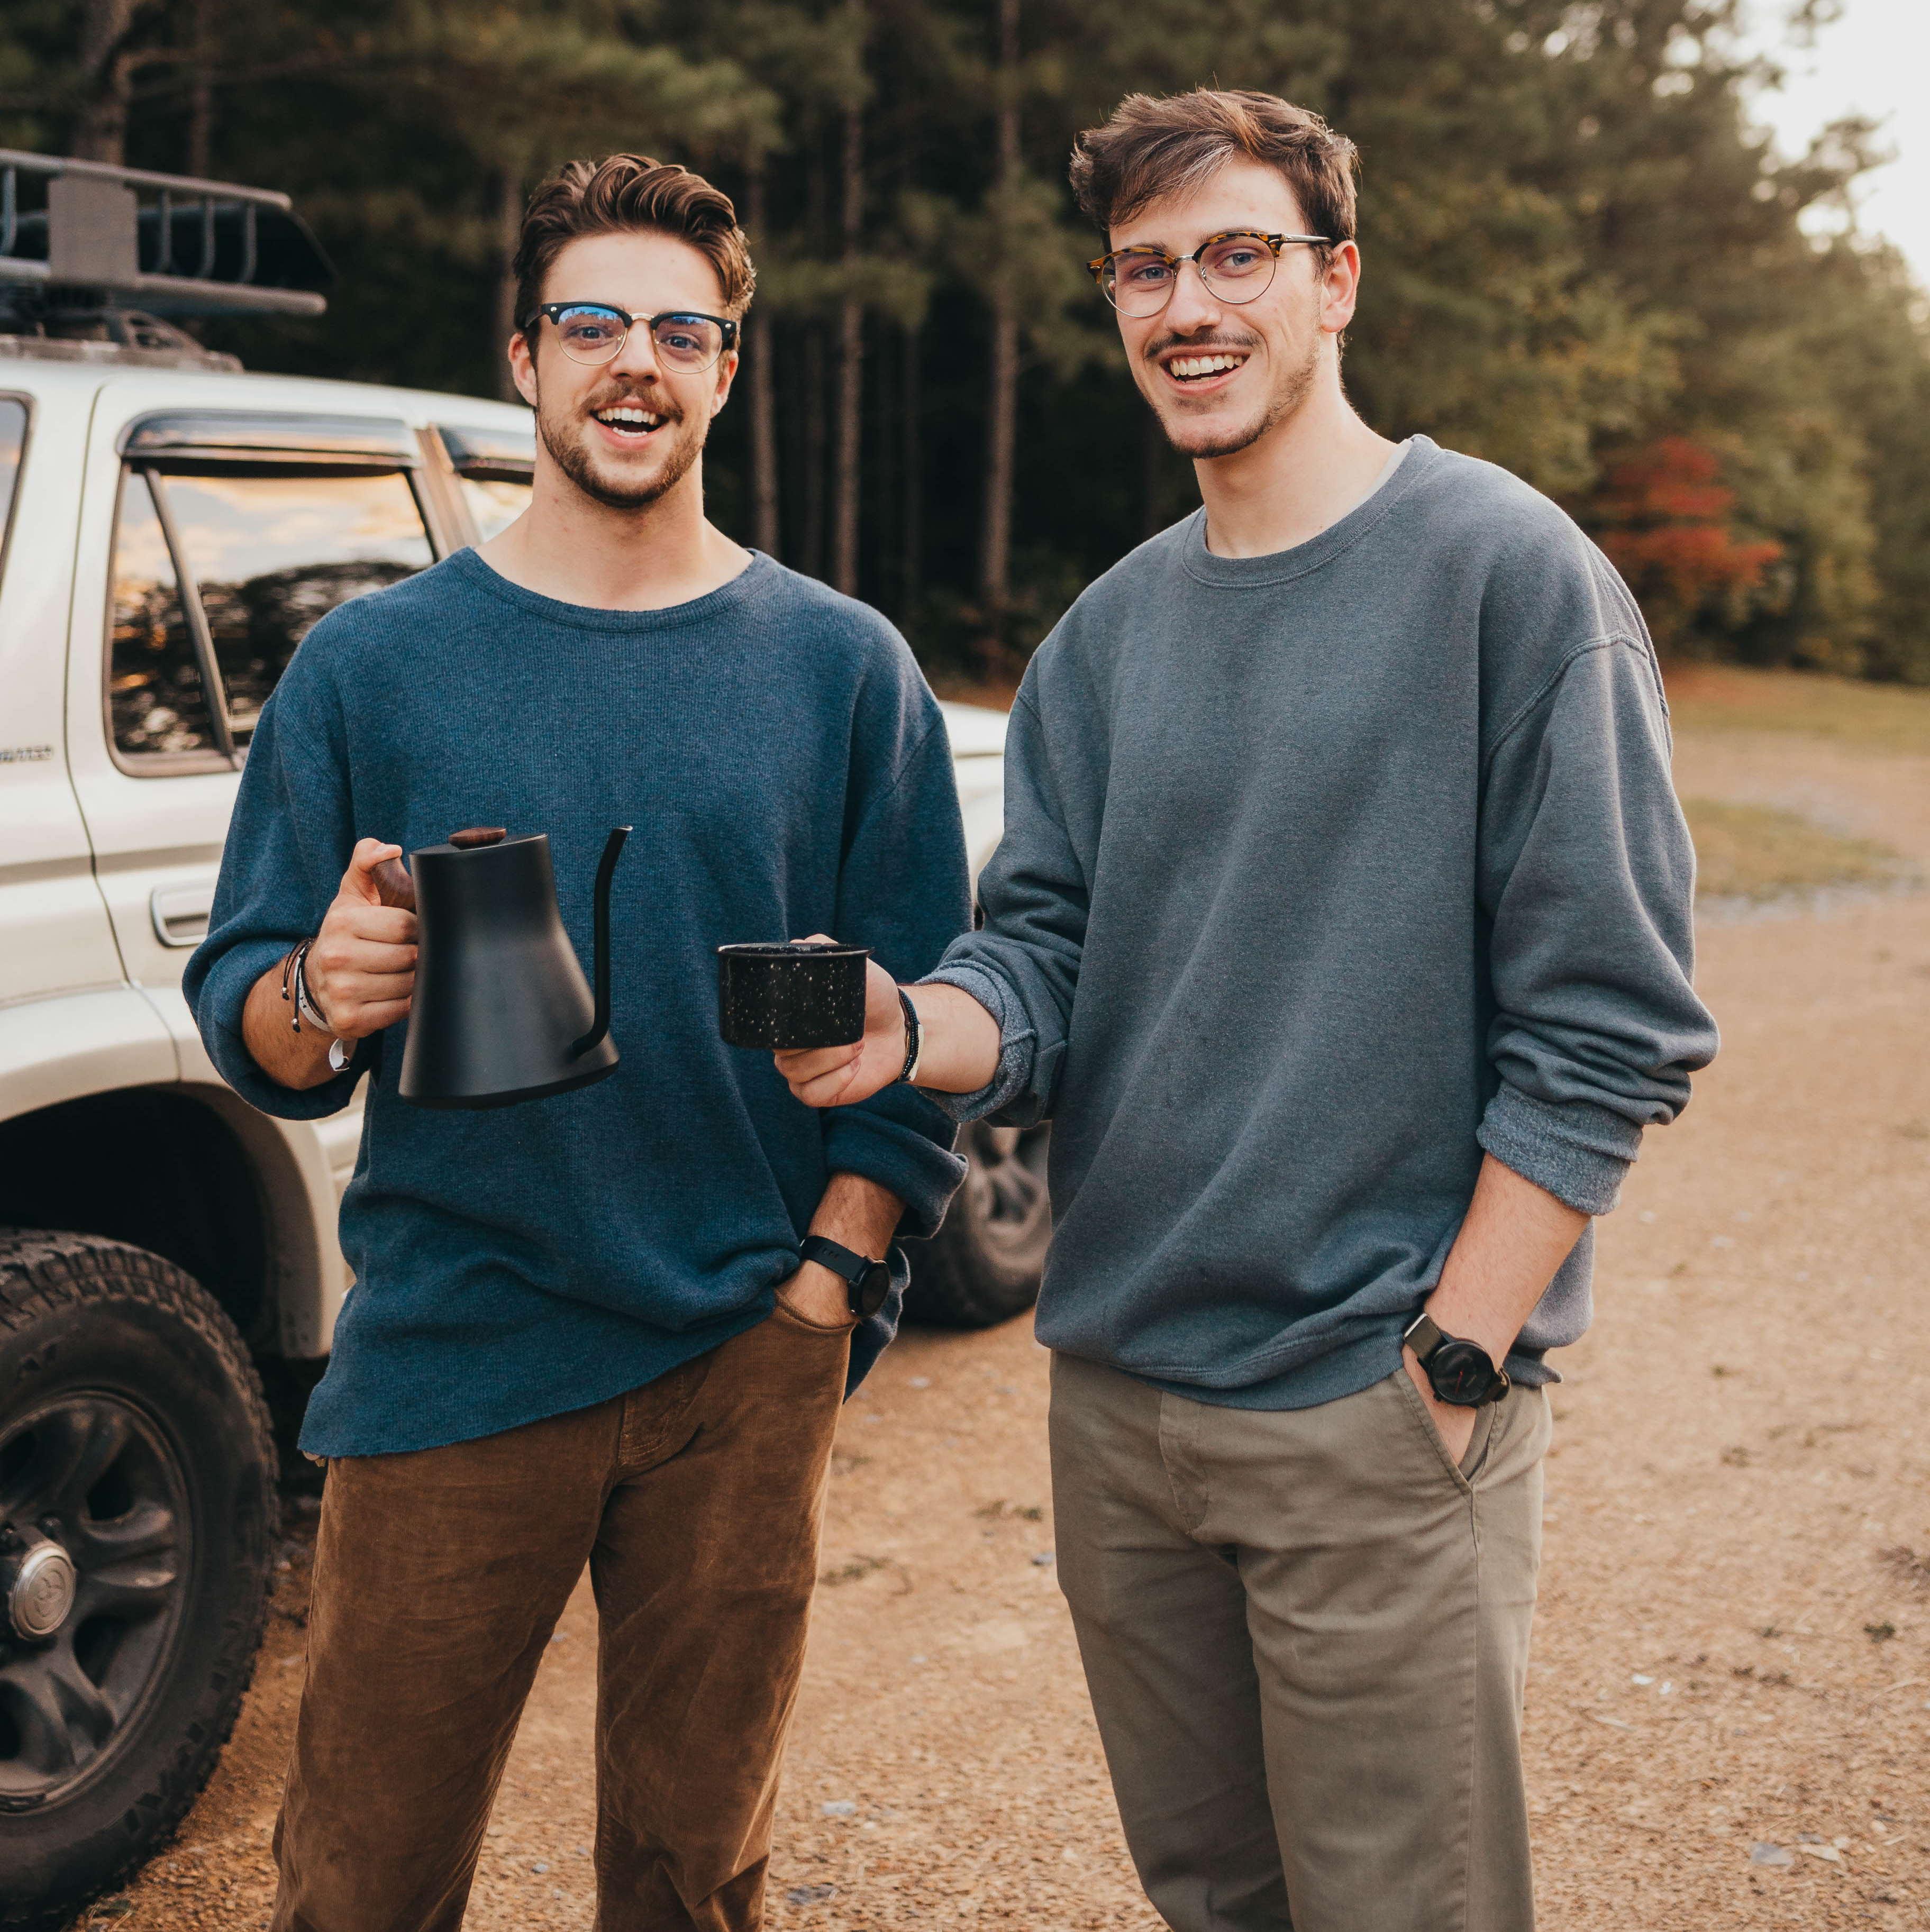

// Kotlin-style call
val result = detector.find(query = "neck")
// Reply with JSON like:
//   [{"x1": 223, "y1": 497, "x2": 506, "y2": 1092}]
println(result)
[
  {"x1": 478, "y1": 454, "x2": 752, "y2": 611},
  {"x1": 1192, "y1": 361, "x2": 1396, "y2": 559}
]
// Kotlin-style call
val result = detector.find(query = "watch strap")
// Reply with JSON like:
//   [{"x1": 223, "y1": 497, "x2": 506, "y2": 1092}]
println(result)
[
  {"x1": 1403, "y1": 1310, "x2": 1510, "y2": 1407},
  {"x1": 799, "y1": 1234, "x2": 888, "y2": 1317}
]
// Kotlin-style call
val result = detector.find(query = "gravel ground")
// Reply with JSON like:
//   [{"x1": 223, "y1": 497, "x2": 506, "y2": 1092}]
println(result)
[{"x1": 83, "y1": 721, "x2": 1930, "y2": 1930}]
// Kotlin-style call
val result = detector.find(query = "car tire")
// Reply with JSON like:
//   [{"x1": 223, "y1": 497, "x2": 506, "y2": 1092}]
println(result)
[
  {"x1": 0, "y1": 1231, "x2": 276, "y2": 1931},
  {"x1": 903, "y1": 1122, "x2": 1051, "y2": 1328}
]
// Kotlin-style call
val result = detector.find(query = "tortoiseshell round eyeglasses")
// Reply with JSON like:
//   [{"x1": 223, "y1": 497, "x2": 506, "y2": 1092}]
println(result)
[{"x1": 1088, "y1": 230, "x2": 1331, "y2": 317}]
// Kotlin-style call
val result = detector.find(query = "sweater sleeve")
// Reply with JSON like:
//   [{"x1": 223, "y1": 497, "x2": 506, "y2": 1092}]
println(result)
[
  {"x1": 183, "y1": 683, "x2": 376, "y2": 1119},
  {"x1": 921, "y1": 688, "x2": 1086, "y2": 1128},
  {"x1": 1475, "y1": 637, "x2": 1718, "y2": 1214},
  {"x1": 820, "y1": 709, "x2": 971, "y2": 1240}
]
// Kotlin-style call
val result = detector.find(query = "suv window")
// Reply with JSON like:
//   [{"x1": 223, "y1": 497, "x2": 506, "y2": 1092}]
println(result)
[
  {"x1": 161, "y1": 470, "x2": 433, "y2": 744},
  {"x1": 0, "y1": 398, "x2": 25, "y2": 571},
  {"x1": 106, "y1": 460, "x2": 435, "y2": 767},
  {"x1": 437, "y1": 425, "x2": 533, "y2": 543},
  {"x1": 109, "y1": 470, "x2": 221, "y2": 758},
  {"x1": 459, "y1": 473, "x2": 532, "y2": 542}
]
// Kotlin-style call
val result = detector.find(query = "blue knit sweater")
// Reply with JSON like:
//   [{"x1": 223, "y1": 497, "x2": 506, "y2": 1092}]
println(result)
[{"x1": 187, "y1": 548, "x2": 969, "y2": 1456}]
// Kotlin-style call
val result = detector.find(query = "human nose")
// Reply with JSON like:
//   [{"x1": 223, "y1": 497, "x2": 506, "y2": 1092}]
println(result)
[
  {"x1": 608, "y1": 322, "x2": 662, "y2": 381},
  {"x1": 1162, "y1": 258, "x2": 1223, "y2": 333}
]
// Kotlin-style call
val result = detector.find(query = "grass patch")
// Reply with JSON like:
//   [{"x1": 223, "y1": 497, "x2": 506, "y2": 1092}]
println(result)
[
  {"x1": 1684, "y1": 798, "x2": 1906, "y2": 901},
  {"x1": 1666, "y1": 664, "x2": 1930, "y2": 757}
]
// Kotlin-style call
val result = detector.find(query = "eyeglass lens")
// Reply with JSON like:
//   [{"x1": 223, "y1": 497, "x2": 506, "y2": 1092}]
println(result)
[
  {"x1": 552, "y1": 306, "x2": 725, "y2": 371},
  {"x1": 1106, "y1": 236, "x2": 1278, "y2": 316}
]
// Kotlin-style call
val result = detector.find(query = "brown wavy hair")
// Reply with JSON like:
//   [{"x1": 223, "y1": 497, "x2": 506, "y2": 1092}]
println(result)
[
  {"x1": 512, "y1": 154, "x2": 756, "y2": 336},
  {"x1": 1070, "y1": 90, "x2": 1358, "y2": 259}
]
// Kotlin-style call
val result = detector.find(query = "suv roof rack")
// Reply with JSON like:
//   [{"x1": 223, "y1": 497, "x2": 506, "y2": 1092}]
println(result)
[{"x1": 0, "y1": 150, "x2": 331, "y2": 367}]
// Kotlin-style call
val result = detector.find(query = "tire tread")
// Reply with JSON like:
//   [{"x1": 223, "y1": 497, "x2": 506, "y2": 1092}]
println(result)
[{"x1": 0, "y1": 1228, "x2": 276, "y2": 1931}]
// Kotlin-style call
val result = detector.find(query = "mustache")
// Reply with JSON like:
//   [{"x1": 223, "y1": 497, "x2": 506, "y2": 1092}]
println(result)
[
  {"x1": 1142, "y1": 331, "x2": 1260, "y2": 363},
  {"x1": 581, "y1": 386, "x2": 682, "y2": 421}
]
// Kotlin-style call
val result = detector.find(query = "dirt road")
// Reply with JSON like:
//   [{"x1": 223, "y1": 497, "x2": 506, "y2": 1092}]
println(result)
[{"x1": 93, "y1": 706, "x2": 1930, "y2": 1930}]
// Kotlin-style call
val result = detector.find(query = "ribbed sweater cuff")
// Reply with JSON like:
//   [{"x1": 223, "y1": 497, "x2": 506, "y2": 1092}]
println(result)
[
  {"x1": 195, "y1": 935, "x2": 366, "y2": 1120},
  {"x1": 1477, "y1": 1085, "x2": 1642, "y2": 1217},
  {"x1": 822, "y1": 1109, "x2": 966, "y2": 1241},
  {"x1": 914, "y1": 963, "x2": 1035, "y2": 1123}
]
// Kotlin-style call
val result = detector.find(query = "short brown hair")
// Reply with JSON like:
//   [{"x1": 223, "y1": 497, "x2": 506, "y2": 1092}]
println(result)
[
  {"x1": 1070, "y1": 90, "x2": 1358, "y2": 255},
  {"x1": 512, "y1": 154, "x2": 756, "y2": 335}
]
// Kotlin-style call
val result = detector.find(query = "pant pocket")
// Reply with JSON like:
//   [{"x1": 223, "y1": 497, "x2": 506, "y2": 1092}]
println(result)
[
  {"x1": 768, "y1": 1290, "x2": 859, "y2": 1338},
  {"x1": 1389, "y1": 1365, "x2": 1478, "y2": 1493}
]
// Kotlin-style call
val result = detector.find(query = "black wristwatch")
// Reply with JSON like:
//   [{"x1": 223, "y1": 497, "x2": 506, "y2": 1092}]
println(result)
[
  {"x1": 799, "y1": 1235, "x2": 892, "y2": 1319},
  {"x1": 1403, "y1": 1311, "x2": 1510, "y2": 1408}
]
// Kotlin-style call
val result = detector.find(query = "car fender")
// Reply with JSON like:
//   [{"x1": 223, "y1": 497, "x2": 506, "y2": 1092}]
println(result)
[{"x1": 150, "y1": 985, "x2": 357, "y2": 1357}]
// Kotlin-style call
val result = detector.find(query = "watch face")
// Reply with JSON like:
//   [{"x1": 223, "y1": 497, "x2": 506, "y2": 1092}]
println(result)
[
  {"x1": 1429, "y1": 1342, "x2": 1495, "y2": 1406},
  {"x1": 856, "y1": 1262, "x2": 890, "y2": 1320}
]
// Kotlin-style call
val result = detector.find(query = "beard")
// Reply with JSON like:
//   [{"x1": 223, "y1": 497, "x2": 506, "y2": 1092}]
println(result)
[
  {"x1": 1146, "y1": 314, "x2": 1322, "y2": 460},
  {"x1": 534, "y1": 377, "x2": 707, "y2": 511}
]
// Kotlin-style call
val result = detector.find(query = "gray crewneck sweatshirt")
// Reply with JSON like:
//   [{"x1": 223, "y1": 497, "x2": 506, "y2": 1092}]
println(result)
[{"x1": 927, "y1": 435, "x2": 1718, "y2": 1409}]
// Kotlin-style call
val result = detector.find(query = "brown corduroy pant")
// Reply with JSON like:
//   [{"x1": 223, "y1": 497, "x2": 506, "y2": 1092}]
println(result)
[{"x1": 269, "y1": 1296, "x2": 854, "y2": 1932}]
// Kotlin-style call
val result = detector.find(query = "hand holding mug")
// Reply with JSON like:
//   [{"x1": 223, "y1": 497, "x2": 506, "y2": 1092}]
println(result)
[{"x1": 772, "y1": 935, "x2": 905, "y2": 1108}]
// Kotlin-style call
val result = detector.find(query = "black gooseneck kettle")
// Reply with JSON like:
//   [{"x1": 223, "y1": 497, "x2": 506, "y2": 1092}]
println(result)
[{"x1": 385, "y1": 825, "x2": 631, "y2": 1109}]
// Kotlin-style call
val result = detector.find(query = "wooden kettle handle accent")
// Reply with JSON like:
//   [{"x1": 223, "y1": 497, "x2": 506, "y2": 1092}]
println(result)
[
  {"x1": 370, "y1": 856, "x2": 417, "y2": 912},
  {"x1": 449, "y1": 826, "x2": 507, "y2": 848}
]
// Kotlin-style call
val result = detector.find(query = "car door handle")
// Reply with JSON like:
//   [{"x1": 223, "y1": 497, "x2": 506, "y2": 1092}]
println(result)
[{"x1": 150, "y1": 880, "x2": 216, "y2": 948}]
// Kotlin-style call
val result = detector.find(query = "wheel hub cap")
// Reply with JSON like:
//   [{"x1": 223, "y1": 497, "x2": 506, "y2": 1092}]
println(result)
[{"x1": 7, "y1": 1538, "x2": 78, "y2": 1640}]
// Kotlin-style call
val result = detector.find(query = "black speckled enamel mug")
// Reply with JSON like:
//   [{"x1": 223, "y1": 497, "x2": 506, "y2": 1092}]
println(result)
[{"x1": 716, "y1": 941, "x2": 871, "y2": 1051}]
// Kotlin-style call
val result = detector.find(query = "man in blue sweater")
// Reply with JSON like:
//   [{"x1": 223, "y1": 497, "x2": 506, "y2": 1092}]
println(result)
[
  {"x1": 776, "y1": 92, "x2": 1719, "y2": 1932},
  {"x1": 187, "y1": 156, "x2": 968, "y2": 1931}
]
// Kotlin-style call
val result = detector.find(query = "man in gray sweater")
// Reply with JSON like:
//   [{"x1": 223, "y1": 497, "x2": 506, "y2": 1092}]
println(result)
[{"x1": 779, "y1": 88, "x2": 1717, "y2": 1932}]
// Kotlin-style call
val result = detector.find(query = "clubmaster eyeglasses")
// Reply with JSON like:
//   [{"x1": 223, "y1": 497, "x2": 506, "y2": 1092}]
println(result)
[
  {"x1": 522, "y1": 302, "x2": 740, "y2": 371},
  {"x1": 1088, "y1": 230, "x2": 1331, "y2": 317}
]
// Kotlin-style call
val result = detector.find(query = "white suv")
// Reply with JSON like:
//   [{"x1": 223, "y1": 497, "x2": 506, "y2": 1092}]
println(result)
[{"x1": 0, "y1": 158, "x2": 1046, "y2": 1930}]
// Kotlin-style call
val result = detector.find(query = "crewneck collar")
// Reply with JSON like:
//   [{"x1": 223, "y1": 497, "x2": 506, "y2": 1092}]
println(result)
[
  {"x1": 1181, "y1": 435, "x2": 1439, "y2": 589},
  {"x1": 447, "y1": 543, "x2": 778, "y2": 633}
]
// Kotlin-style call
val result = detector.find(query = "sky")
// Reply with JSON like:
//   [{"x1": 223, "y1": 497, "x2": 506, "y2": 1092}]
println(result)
[{"x1": 1741, "y1": 0, "x2": 1930, "y2": 285}]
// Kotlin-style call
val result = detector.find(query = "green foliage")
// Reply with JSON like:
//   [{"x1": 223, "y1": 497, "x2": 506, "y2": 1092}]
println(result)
[{"x1": 9, "y1": 0, "x2": 1930, "y2": 683}]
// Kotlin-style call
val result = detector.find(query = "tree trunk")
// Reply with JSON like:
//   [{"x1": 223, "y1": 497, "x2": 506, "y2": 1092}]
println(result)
[
  {"x1": 746, "y1": 169, "x2": 781, "y2": 559},
  {"x1": 803, "y1": 324, "x2": 826, "y2": 579},
  {"x1": 494, "y1": 168, "x2": 523, "y2": 403},
  {"x1": 72, "y1": 0, "x2": 145, "y2": 162},
  {"x1": 976, "y1": 0, "x2": 1021, "y2": 651},
  {"x1": 802, "y1": 140, "x2": 829, "y2": 579},
  {"x1": 832, "y1": 56, "x2": 865, "y2": 595},
  {"x1": 186, "y1": 0, "x2": 213, "y2": 175},
  {"x1": 900, "y1": 321, "x2": 922, "y2": 616}
]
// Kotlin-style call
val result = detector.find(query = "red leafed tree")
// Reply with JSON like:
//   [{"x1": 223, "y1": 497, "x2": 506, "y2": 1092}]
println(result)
[{"x1": 1591, "y1": 438, "x2": 1783, "y2": 648}]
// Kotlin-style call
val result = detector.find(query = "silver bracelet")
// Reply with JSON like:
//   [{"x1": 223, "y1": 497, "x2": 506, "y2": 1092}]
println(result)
[{"x1": 292, "y1": 945, "x2": 333, "y2": 1034}]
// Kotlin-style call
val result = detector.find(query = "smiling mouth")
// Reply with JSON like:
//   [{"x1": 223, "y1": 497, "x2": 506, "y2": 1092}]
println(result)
[
  {"x1": 1162, "y1": 351, "x2": 1249, "y2": 384},
  {"x1": 593, "y1": 403, "x2": 665, "y2": 439}
]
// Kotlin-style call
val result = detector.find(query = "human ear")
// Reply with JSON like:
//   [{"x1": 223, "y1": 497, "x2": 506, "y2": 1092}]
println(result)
[{"x1": 508, "y1": 331, "x2": 540, "y2": 409}]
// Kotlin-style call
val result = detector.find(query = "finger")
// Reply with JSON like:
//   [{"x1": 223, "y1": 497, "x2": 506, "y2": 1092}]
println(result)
[
  {"x1": 320, "y1": 972, "x2": 416, "y2": 1009},
  {"x1": 794, "y1": 932, "x2": 837, "y2": 946},
  {"x1": 331, "y1": 905, "x2": 418, "y2": 944},
  {"x1": 334, "y1": 997, "x2": 413, "y2": 1039},
  {"x1": 316, "y1": 940, "x2": 418, "y2": 977},
  {"x1": 343, "y1": 839, "x2": 405, "y2": 904},
  {"x1": 774, "y1": 1044, "x2": 861, "y2": 1082},
  {"x1": 788, "y1": 1062, "x2": 863, "y2": 1108}
]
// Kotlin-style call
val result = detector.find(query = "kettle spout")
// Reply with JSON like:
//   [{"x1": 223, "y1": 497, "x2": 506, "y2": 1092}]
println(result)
[{"x1": 571, "y1": 826, "x2": 632, "y2": 1059}]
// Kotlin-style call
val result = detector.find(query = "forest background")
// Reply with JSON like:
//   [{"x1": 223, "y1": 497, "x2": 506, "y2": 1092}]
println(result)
[{"x1": 7, "y1": 0, "x2": 1929, "y2": 685}]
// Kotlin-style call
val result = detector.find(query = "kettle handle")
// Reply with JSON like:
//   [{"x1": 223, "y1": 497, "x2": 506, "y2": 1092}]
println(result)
[{"x1": 571, "y1": 826, "x2": 632, "y2": 1059}]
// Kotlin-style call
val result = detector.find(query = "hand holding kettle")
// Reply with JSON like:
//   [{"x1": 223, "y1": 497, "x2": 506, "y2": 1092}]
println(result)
[{"x1": 305, "y1": 837, "x2": 420, "y2": 1040}]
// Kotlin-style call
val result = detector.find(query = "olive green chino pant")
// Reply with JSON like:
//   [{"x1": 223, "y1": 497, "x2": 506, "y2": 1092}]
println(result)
[
  {"x1": 270, "y1": 1295, "x2": 855, "y2": 1932},
  {"x1": 1050, "y1": 1352, "x2": 1551, "y2": 1932}
]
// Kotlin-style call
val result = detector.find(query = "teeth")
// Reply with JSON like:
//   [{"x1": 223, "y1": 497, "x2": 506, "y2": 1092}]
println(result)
[
  {"x1": 1168, "y1": 354, "x2": 1245, "y2": 378},
  {"x1": 597, "y1": 405, "x2": 660, "y2": 426}
]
